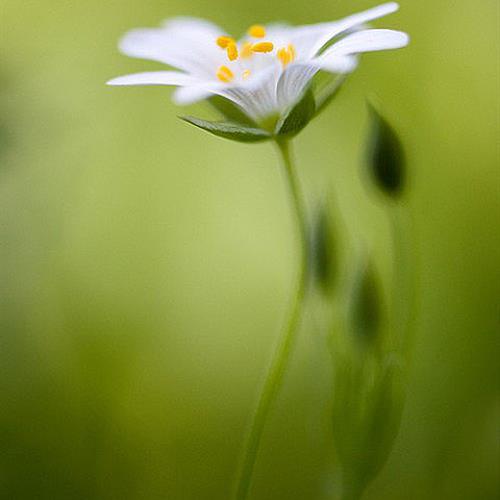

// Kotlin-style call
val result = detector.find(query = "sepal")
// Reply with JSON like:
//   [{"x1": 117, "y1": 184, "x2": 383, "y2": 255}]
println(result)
[
  {"x1": 180, "y1": 116, "x2": 272, "y2": 143},
  {"x1": 208, "y1": 96, "x2": 258, "y2": 127},
  {"x1": 275, "y1": 88, "x2": 316, "y2": 137}
]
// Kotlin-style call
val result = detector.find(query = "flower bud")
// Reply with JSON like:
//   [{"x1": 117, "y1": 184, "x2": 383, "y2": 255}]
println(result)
[
  {"x1": 366, "y1": 102, "x2": 406, "y2": 198},
  {"x1": 349, "y1": 258, "x2": 382, "y2": 345},
  {"x1": 309, "y1": 202, "x2": 339, "y2": 294}
]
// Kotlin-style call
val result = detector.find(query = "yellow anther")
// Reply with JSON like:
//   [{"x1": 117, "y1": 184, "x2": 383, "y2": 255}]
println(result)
[
  {"x1": 277, "y1": 44, "x2": 296, "y2": 66},
  {"x1": 277, "y1": 48, "x2": 289, "y2": 66},
  {"x1": 226, "y1": 42, "x2": 239, "y2": 61},
  {"x1": 248, "y1": 25, "x2": 266, "y2": 38},
  {"x1": 241, "y1": 42, "x2": 253, "y2": 59},
  {"x1": 242, "y1": 69, "x2": 251, "y2": 80},
  {"x1": 216, "y1": 65, "x2": 234, "y2": 83},
  {"x1": 251, "y1": 41, "x2": 274, "y2": 53},
  {"x1": 217, "y1": 36, "x2": 236, "y2": 49}
]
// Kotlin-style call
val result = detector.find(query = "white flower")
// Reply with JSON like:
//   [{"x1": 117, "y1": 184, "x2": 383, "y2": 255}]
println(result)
[{"x1": 107, "y1": 2, "x2": 409, "y2": 124}]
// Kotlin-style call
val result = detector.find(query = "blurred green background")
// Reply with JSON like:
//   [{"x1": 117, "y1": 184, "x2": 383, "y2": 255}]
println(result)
[{"x1": 1, "y1": 1, "x2": 498, "y2": 499}]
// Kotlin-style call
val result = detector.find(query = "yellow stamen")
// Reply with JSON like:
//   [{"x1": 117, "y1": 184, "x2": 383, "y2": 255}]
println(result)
[
  {"x1": 217, "y1": 36, "x2": 235, "y2": 49},
  {"x1": 242, "y1": 69, "x2": 251, "y2": 80},
  {"x1": 277, "y1": 44, "x2": 296, "y2": 66},
  {"x1": 226, "y1": 42, "x2": 239, "y2": 61},
  {"x1": 216, "y1": 65, "x2": 234, "y2": 83},
  {"x1": 251, "y1": 41, "x2": 274, "y2": 53},
  {"x1": 277, "y1": 47, "x2": 289, "y2": 66},
  {"x1": 241, "y1": 42, "x2": 253, "y2": 59},
  {"x1": 248, "y1": 25, "x2": 266, "y2": 38}
]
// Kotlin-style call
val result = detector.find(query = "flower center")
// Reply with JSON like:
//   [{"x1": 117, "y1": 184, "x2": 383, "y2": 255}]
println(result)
[{"x1": 215, "y1": 25, "x2": 297, "y2": 83}]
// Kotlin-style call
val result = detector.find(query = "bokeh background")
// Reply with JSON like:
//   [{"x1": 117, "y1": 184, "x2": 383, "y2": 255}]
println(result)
[{"x1": 1, "y1": 1, "x2": 498, "y2": 499}]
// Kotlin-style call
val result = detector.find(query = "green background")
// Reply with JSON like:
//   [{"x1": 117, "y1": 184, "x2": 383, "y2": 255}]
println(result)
[{"x1": 1, "y1": 1, "x2": 498, "y2": 499}]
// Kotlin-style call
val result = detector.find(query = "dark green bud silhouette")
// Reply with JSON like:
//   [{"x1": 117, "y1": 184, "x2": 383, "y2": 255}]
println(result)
[{"x1": 366, "y1": 102, "x2": 406, "y2": 197}]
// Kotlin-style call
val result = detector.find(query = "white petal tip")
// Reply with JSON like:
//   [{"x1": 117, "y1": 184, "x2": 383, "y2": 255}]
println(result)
[
  {"x1": 383, "y1": 2, "x2": 400, "y2": 13},
  {"x1": 105, "y1": 71, "x2": 196, "y2": 87},
  {"x1": 394, "y1": 31, "x2": 411, "y2": 48},
  {"x1": 106, "y1": 77, "x2": 135, "y2": 86},
  {"x1": 172, "y1": 85, "x2": 214, "y2": 105},
  {"x1": 171, "y1": 94, "x2": 190, "y2": 105}
]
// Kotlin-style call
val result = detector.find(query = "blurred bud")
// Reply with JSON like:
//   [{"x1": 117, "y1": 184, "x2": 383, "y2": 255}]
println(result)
[
  {"x1": 366, "y1": 101, "x2": 406, "y2": 197},
  {"x1": 332, "y1": 354, "x2": 404, "y2": 498},
  {"x1": 330, "y1": 254, "x2": 405, "y2": 497},
  {"x1": 349, "y1": 258, "x2": 381, "y2": 345},
  {"x1": 309, "y1": 203, "x2": 338, "y2": 294}
]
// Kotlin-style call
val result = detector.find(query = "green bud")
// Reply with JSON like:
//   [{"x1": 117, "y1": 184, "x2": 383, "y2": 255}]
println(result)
[
  {"x1": 309, "y1": 203, "x2": 338, "y2": 294},
  {"x1": 332, "y1": 354, "x2": 404, "y2": 498},
  {"x1": 349, "y1": 258, "x2": 382, "y2": 345},
  {"x1": 366, "y1": 102, "x2": 406, "y2": 197}
]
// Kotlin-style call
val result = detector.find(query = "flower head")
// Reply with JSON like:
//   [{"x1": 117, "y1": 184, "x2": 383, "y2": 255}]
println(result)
[{"x1": 108, "y1": 3, "x2": 409, "y2": 138}]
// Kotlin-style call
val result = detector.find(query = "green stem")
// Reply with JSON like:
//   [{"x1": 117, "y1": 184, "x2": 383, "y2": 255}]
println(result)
[
  {"x1": 276, "y1": 139, "x2": 309, "y2": 272},
  {"x1": 235, "y1": 139, "x2": 309, "y2": 500}
]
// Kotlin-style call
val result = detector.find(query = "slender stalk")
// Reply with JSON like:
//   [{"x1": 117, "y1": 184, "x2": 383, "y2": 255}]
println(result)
[
  {"x1": 276, "y1": 139, "x2": 309, "y2": 271},
  {"x1": 235, "y1": 139, "x2": 309, "y2": 500}
]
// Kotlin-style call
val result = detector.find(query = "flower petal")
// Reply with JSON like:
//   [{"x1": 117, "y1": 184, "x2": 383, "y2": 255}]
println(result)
[
  {"x1": 311, "y1": 55, "x2": 359, "y2": 74},
  {"x1": 143, "y1": 66, "x2": 281, "y2": 122},
  {"x1": 160, "y1": 16, "x2": 225, "y2": 36},
  {"x1": 322, "y1": 29, "x2": 410, "y2": 57},
  {"x1": 212, "y1": 66, "x2": 281, "y2": 121},
  {"x1": 173, "y1": 85, "x2": 220, "y2": 105},
  {"x1": 276, "y1": 55, "x2": 359, "y2": 111},
  {"x1": 107, "y1": 71, "x2": 198, "y2": 87},
  {"x1": 119, "y1": 17, "x2": 226, "y2": 77},
  {"x1": 291, "y1": 2, "x2": 401, "y2": 59},
  {"x1": 276, "y1": 63, "x2": 319, "y2": 111},
  {"x1": 167, "y1": 66, "x2": 280, "y2": 122}
]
